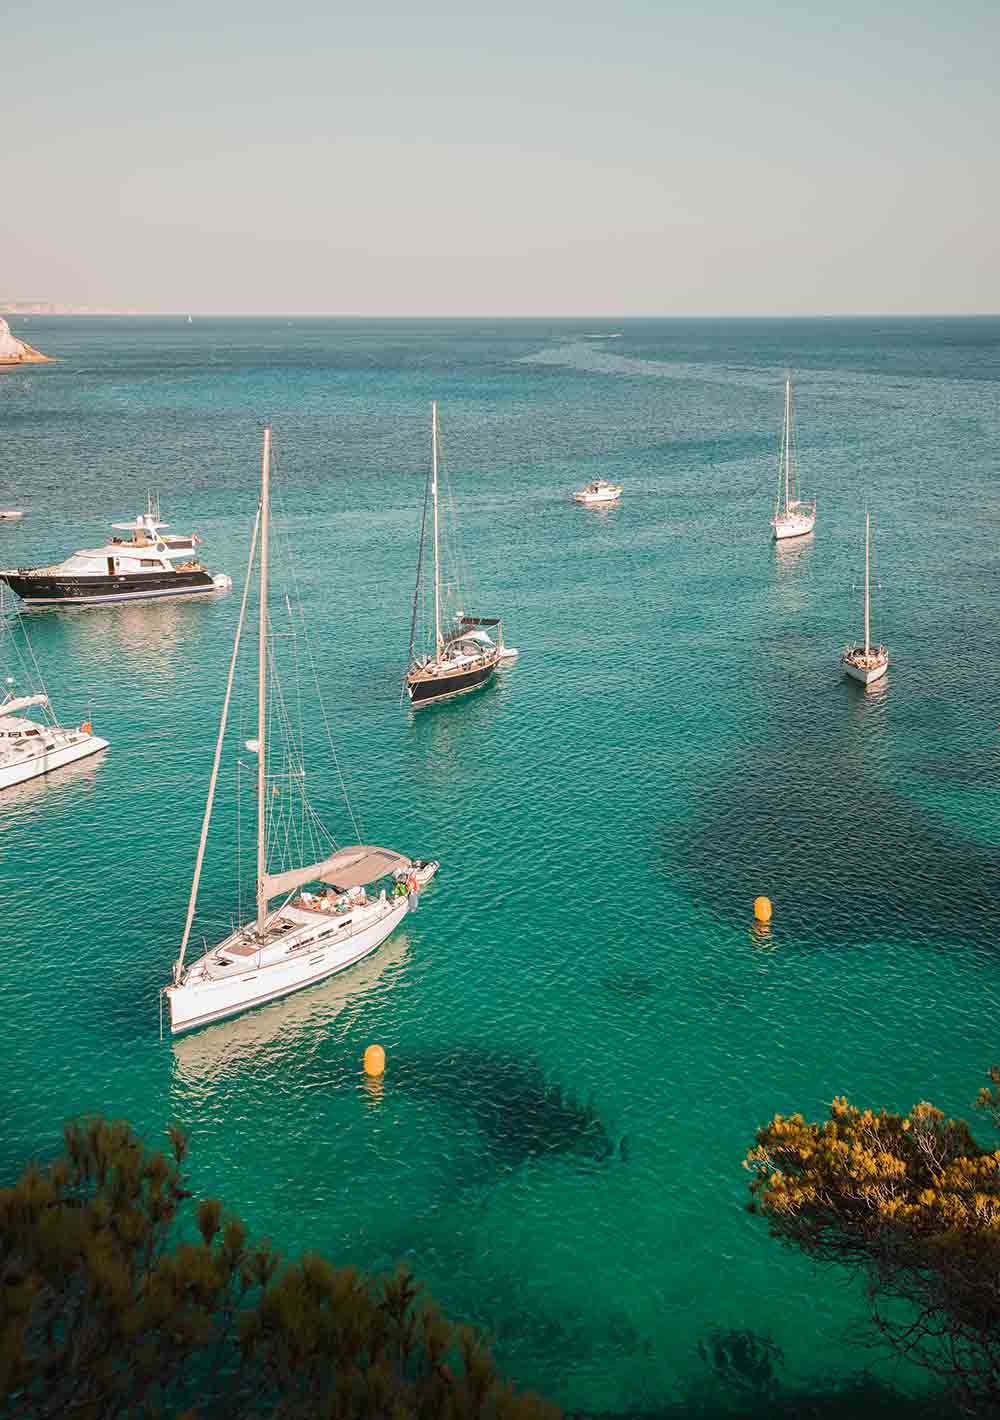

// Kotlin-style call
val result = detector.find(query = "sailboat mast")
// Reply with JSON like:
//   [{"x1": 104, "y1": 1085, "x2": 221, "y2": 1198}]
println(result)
[
  {"x1": 863, "y1": 510, "x2": 871, "y2": 657},
  {"x1": 256, "y1": 425, "x2": 271, "y2": 936},
  {"x1": 783, "y1": 373, "x2": 791, "y2": 514},
  {"x1": 431, "y1": 401, "x2": 442, "y2": 658}
]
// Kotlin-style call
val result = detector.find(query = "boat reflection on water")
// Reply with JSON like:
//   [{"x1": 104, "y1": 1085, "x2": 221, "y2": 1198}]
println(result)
[
  {"x1": 771, "y1": 530, "x2": 814, "y2": 574},
  {"x1": 170, "y1": 932, "x2": 411, "y2": 1091},
  {"x1": 861, "y1": 672, "x2": 889, "y2": 700},
  {"x1": 35, "y1": 597, "x2": 218, "y2": 680},
  {"x1": 0, "y1": 743, "x2": 108, "y2": 823}
]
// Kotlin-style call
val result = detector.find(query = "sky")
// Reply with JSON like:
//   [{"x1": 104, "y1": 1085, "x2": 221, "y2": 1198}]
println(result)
[{"x1": 3, "y1": 0, "x2": 997, "y2": 315}]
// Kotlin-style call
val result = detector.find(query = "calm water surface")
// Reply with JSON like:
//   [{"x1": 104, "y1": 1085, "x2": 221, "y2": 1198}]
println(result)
[{"x1": 2, "y1": 316, "x2": 999, "y2": 1415}]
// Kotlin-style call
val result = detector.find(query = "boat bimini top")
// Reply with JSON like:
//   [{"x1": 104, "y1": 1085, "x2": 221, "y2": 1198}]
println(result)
[{"x1": 262, "y1": 844, "x2": 413, "y2": 900}]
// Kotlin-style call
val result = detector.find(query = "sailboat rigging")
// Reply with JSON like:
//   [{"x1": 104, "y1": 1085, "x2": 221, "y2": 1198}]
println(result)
[
  {"x1": 841, "y1": 510, "x2": 888, "y2": 685},
  {"x1": 771, "y1": 371, "x2": 816, "y2": 541},
  {"x1": 404, "y1": 402, "x2": 513, "y2": 706},
  {"x1": 0, "y1": 587, "x2": 108, "y2": 790},
  {"x1": 164, "y1": 426, "x2": 436, "y2": 1036}
]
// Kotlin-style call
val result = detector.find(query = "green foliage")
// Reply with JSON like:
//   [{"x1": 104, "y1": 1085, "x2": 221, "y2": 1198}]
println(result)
[
  {"x1": 745, "y1": 1070, "x2": 1000, "y2": 1413},
  {"x1": 0, "y1": 1117, "x2": 558, "y2": 1420}
]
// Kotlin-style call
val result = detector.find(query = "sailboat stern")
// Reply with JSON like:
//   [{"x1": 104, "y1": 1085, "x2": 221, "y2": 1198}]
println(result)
[
  {"x1": 841, "y1": 646, "x2": 888, "y2": 685},
  {"x1": 771, "y1": 503, "x2": 816, "y2": 541}
]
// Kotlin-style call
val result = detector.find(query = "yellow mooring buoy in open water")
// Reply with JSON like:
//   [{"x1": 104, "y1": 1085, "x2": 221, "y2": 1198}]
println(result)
[
  {"x1": 363, "y1": 1044, "x2": 386, "y2": 1077},
  {"x1": 753, "y1": 896, "x2": 773, "y2": 923}
]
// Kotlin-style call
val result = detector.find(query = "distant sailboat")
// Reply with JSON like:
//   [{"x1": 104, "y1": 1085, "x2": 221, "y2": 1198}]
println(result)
[
  {"x1": 186, "y1": 315, "x2": 193, "y2": 324},
  {"x1": 771, "y1": 371, "x2": 816, "y2": 541},
  {"x1": 841, "y1": 511, "x2": 888, "y2": 685}
]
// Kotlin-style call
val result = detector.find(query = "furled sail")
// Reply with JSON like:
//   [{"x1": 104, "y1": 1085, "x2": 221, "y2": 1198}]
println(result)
[{"x1": 0, "y1": 693, "x2": 49, "y2": 715}]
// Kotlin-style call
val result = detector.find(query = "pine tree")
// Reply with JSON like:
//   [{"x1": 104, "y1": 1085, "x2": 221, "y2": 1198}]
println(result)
[{"x1": 0, "y1": 1117, "x2": 558, "y2": 1420}]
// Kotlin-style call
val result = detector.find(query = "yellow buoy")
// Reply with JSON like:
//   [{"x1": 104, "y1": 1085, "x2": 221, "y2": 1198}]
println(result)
[
  {"x1": 363, "y1": 1044, "x2": 386, "y2": 1077},
  {"x1": 753, "y1": 895, "x2": 773, "y2": 923}
]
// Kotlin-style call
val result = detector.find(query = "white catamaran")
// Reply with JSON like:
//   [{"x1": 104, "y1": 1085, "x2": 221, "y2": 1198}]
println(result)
[
  {"x1": 841, "y1": 510, "x2": 888, "y2": 685},
  {"x1": 165, "y1": 427, "x2": 435, "y2": 1035},
  {"x1": 771, "y1": 372, "x2": 816, "y2": 541}
]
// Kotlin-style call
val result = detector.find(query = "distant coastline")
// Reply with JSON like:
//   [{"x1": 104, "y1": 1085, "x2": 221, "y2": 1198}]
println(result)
[{"x1": 0, "y1": 300, "x2": 142, "y2": 316}]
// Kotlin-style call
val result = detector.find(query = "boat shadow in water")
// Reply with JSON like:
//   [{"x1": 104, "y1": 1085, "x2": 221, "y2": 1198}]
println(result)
[
  {"x1": 673, "y1": 692, "x2": 1000, "y2": 953},
  {"x1": 573, "y1": 1368, "x2": 947, "y2": 1420},
  {"x1": 389, "y1": 1044, "x2": 621, "y2": 1172}
]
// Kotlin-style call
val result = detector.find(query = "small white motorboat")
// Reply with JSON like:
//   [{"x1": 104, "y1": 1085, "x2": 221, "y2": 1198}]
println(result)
[
  {"x1": 0, "y1": 511, "x2": 24, "y2": 522},
  {"x1": 841, "y1": 511, "x2": 888, "y2": 686},
  {"x1": 393, "y1": 858, "x2": 441, "y2": 889},
  {"x1": 573, "y1": 479, "x2": 623, "y2": 505}
]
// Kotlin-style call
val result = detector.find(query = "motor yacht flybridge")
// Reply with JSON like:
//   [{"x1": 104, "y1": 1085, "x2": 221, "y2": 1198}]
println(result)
[
  {"x1": 0, "y1": 497, "x2": 231, "y2": 606},
  {"x1": 771, "y1": 372, "x2": 816, "y2": 541},
  {"x1": 404, "y1": 402, "x2": 511, "y2": 707},
  {"x1": 165, "y1": 428, "x2": 435, "y2": 1036}
]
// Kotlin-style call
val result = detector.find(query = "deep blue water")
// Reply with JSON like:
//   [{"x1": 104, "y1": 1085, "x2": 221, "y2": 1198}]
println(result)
[{"x1": 1, "y1": 316, "x2": 999, "y2": 1415}]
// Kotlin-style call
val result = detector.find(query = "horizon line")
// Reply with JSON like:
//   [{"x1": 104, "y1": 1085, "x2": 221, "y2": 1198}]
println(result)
[{"x1": 3, "y1": 310, "x2": 999, "y2": 321}]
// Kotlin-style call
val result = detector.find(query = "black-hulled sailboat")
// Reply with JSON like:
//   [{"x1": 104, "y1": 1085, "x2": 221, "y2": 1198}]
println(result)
[{"x1": 404, "y1": 402, "x2": 509, "y2": 707}]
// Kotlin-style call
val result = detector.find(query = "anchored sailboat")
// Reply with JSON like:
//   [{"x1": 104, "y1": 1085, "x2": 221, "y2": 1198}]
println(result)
[
  {"x1": 771, "y1": 372, "x2": 816, "y2": 541},
  {"x1": 165, "y1": 427, "x2": 435, "y2": 1035},
  {"x1": 841, "y1": 511, "x2": 888, "y2": 685},
  {"x1": 0, "y1": 590, "x2": 108, "y2": 790},
  {"x1": 404, "y1": 402, "x2": 509, "y2": 706}
]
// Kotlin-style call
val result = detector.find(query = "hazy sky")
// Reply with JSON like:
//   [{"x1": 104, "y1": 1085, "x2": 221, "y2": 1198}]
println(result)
[{"x1": 4, "y1": 0, "x2": 997, "y2": 314}]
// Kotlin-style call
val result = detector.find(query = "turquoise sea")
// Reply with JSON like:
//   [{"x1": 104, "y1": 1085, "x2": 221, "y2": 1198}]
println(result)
[{"x1": 2, "y1": 316, "x2": 999, "y2": 1416}]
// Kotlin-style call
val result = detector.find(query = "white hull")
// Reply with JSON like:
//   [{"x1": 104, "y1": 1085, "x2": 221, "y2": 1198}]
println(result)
[
  {"x1": 0, "y1": 730, "x2": 108, "y2": 790},
  {"x1": 772, "y1": 510, "x2": 816, "y2": 540},
  {"x1": 574, "y1": 490, "x2": 622, "y2": 505},
  {"x1": 843, "y1": 656, "x2": 888, "y2": 686},
  {"x1": 172, "y1": 934, "x2": 412, "y2": 1084},
  {"x1": 0, "y1": 511, "x2": 24, "y2": 521},
  {"x1": 166, "y1": 896, "x2": 409, "y2": 1034}
]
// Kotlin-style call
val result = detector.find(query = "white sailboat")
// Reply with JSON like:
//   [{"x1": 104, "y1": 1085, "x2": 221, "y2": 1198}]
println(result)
[
  {"x1": 0, "y1": 595, "x2": 108, "y2": 790},
  {"x1": 841, "y1": 511, "x2": 888, "y2": 685},
  {"x1": 771, "y1": 372, "x2": 816, "y2": 541},
  {"x1": 165, "y1": 427, "x2": 434, "y2": 1036}
]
